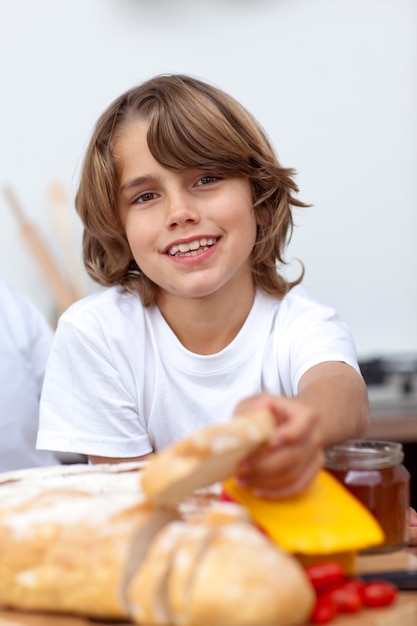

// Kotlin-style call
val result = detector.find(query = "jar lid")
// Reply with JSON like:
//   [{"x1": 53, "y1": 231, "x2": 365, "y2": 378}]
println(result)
[{"x1": 325, "y1": 439, "x2": 404, "y2": 470}]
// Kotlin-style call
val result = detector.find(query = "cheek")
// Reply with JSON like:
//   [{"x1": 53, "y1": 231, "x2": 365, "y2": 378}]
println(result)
[
  {"x1": 126, "y1": 232, "x2": 148, "y2": 266},
  {"x1": 241, "y1": 209, "x2": 258, "y2": 244},
  {"x1": 123, "y1": 215, "x2": 152, "y2": 255},
  {"x1": 225, "y1": 205, "x2": 257, "y2": 247}
]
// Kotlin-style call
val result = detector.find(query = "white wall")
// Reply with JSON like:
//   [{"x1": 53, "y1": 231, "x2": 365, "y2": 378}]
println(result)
[{"x1": 1, "y1": 0, "x2": 416, "y2": 358}]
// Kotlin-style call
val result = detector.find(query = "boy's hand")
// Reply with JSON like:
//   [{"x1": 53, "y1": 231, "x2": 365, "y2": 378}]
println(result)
[{"x1": 234, "y1": 393, "x2": 324, "y2": 499}]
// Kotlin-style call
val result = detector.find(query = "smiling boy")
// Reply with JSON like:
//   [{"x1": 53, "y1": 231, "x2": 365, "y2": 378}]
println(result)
[{"x1": 37, "y1": 74, "x2": 369, "y2": 499}]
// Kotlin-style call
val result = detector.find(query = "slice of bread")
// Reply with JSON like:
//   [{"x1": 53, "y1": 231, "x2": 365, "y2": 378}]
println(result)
[{"x1": 127, "y1": 520, "x2": 186, "y2": 625}]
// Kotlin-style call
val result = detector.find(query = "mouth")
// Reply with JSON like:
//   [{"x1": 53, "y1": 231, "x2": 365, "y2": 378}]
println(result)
[{"x1": 167, "y1": 237, "x2": 218, "y2": 257}]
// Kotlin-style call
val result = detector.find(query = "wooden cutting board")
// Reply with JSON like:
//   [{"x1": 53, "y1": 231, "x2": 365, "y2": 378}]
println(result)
[
  {"x1": 0, "y1": 595, "x2": 416, "y2": 626},
  {"x1": 0, "y1": 551, "x2": 416, "y2": 626}
]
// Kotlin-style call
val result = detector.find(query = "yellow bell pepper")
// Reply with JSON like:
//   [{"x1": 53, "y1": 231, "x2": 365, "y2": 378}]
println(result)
[{"x1": 223, "y1": 470, "x2": 385, "y2": 574}]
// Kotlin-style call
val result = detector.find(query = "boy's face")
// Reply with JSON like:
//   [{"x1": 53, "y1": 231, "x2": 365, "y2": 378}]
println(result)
[{"x1": 116, "y1": 119, "x2": 257, "y2": 305}]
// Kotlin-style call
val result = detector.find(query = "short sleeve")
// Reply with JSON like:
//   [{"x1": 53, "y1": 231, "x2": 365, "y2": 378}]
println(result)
[
  {"x1": 274, "y1": 285, "x2": 360, "y2": 396},
  {"x1": 37, "y1": 305, "x2": 152, "y2": 458}
]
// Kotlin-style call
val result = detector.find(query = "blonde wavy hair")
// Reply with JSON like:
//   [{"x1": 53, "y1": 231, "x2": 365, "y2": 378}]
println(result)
[{"x1": 76, "y1": 74, "x2": 307, "y2": 306}]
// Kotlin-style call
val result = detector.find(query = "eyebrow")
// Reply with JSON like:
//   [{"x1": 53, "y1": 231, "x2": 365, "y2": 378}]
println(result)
[{"x1": 120, "y1": 176, "x2": 151, "y2": 192}]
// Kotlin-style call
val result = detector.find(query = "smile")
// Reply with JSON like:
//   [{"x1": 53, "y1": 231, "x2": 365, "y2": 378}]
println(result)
[{"x1": 167, "y1": 238, "x2": 217, "y2": 257}]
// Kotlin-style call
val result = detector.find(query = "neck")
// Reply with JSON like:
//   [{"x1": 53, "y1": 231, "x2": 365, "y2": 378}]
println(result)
[{"x1": 157, "y1": 282, "x2": 256, "y2": 355}]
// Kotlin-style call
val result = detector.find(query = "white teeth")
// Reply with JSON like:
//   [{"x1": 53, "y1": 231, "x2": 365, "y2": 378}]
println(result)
[{"x1": 168, "y1": 238, "x2": 216, "y2": 256}]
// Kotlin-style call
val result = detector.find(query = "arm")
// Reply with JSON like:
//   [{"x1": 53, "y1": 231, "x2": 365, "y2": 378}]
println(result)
[
  {"x1": 297, "y1": 361, "x2": 369, "y2": 445},
  {"x1": 235, "y1": 361, "x2": 369, "y2": 499}
]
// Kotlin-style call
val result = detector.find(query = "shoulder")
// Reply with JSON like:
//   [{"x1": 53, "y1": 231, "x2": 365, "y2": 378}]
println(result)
[
  {"x1": 59, "y1": 285, "x2": 143, "y2": 326},
  {"x1": 262, "y1": 283, "x2": 355, "y2": 351},
  {"x1": 281, "y1": 283, "x2": 330, "y2": 309},
  {"x1": 274, "y1": 284, "x2": 340, "y2": 323},
  {"x1": 55, "y1": 286, "x2": 149, "y2": 349},
  {"x1": 0, "y1": 276, "x2": 53, "y2": 345},
  {"x1": 255, "y1": 284, "x2": 334, "y2": 321}
]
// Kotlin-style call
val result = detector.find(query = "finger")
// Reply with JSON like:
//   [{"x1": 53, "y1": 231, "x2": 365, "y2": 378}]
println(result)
[
  {"x1": 238, "y1": 439, "x2": 315, "y2": 484},
  {"x1": 234, "y1": 394, "x2": 302, "y2": 431},
  {"x1": 269, "y1": 404, "x2": 321, "y2": 448},
  {"x1": 238, "y1": 442, "x2": 324, "y2": 491},
  {"x1": 234, "y1": 393, "x2": 275, "y2": 414},
  {"x1": 238, "y1": 416, "x2": 322, "y2": 479},
  {"x1": 250, "y1": 453, "x2": 324, "y2": 500}
]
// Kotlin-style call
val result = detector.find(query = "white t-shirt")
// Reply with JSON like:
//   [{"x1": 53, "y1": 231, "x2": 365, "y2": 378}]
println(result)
[
  {"x1": 0, "y1": 276, "x2": 60, "y2": 470},
  {"x1": 37, "y1": 284, "x2": 360, "y2": 459}
]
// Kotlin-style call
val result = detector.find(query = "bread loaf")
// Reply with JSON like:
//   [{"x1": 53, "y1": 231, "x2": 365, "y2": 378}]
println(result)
[
  {"x1": 0, "y1": 464, "x2": 176, "y2": 620},
  {"x1": 0, "y1": 413, "x2": 316, "y2": 625}
]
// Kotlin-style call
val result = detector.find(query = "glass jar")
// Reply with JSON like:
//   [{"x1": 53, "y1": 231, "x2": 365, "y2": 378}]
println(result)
[{"x1": 325, "y1": 440, "x2": 410, "y2": 554}]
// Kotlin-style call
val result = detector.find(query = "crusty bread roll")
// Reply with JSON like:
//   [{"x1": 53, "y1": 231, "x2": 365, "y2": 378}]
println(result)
[
  {"x1": 140, "y1": 409, "x2": 275, "y2": 508},
  {"x1": 127, "y1": 503, "x2": 315, "y2": 626}
]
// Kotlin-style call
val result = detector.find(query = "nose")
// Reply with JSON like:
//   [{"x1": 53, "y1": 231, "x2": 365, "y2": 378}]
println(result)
[{"x1": 165, "y1": 188, "x2": 200, "y2": 229}]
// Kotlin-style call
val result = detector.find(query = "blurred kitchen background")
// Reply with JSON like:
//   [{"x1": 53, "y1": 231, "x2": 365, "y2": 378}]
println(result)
[{"x1": 0, "y1": 0, "x2": 416, "y2": 502}]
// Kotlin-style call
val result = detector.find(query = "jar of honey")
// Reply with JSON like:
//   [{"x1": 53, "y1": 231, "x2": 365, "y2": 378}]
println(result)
[{"x1": 325, "y1": 440, "x2": 410, "y2": 553}]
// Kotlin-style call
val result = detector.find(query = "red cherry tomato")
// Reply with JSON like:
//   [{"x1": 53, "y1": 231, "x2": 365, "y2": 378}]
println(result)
[
  {"x1": 342, "y1": 578, "x2": 366, "y2": 595},
  {"x1": 359, "y1": 580, "x2": 398, "y2": 608},
  {"x1": 310, "y1": 594, "x2": 339, "y2": 624},
  {"x1": 305, "y1": 561, "x2": 346, "y2": 592},
  {"x1": 328, "y1": 583, "x2": 362, "y2": 613}
]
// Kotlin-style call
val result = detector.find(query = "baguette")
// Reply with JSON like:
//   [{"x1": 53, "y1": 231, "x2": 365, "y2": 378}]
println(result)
[{"x1": 140, "y1": 409, "x2": 275, "y2": 508}]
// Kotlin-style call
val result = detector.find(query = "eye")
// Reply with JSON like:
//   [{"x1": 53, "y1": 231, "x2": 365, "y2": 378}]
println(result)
[
  {"x1": 134, "y1": 191, "x2": 158, "y2": 204},
  {"x1": 197, "y1": 174, "x2": 222, "y2": 186}
]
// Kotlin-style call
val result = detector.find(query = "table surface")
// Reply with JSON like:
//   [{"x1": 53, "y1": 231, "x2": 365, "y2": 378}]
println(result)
[
  {"x1": 0, "y1": 550, "x2": 416, "y2": 626},
  {"x1": 367, "y1": 408, "x2": 417, "y2": 442}
]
